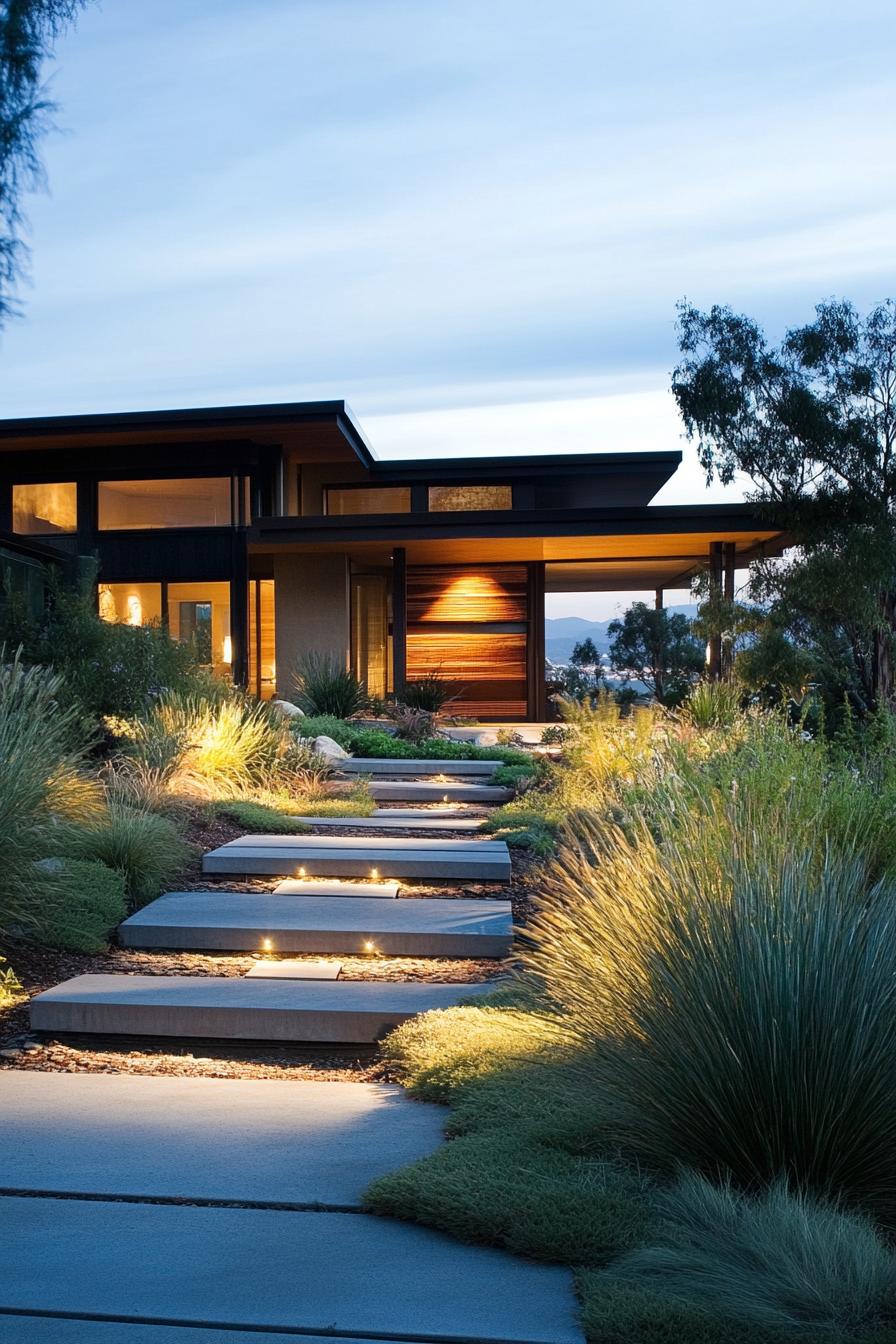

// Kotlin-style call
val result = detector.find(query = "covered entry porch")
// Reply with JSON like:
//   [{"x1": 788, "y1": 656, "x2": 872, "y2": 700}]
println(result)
[{"x1": 249, "y1": 504, "x2": 786, "y2": 718}]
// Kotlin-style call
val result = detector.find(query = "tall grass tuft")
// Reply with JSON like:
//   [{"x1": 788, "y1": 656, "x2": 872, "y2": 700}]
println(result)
[
  {"x1": 128, "y1": 692, "x2": 304, "y2": 799},
  {"x1": 683, "y1": 678, "x2": 743, "y2": 729},
  {"x1": 608, "y1": 1174, "x2": 896, "y2": 1336},
  {"x1": 59, "y1": 803, "x2": 189, "y2": 908},
  {"x1": 0, "y1": 650, "x2": 102, "y2": 940},
  {"x1": 524, "y1": 807, "x2": 896, "y2": 1223},
  {"x1": 292, "y1": 653, "x2": 367, "y2": 718}
]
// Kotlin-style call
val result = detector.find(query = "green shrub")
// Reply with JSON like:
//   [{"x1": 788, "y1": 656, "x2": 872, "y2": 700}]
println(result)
[
  {"x1": 524, "y1": 812, "x2": 896, "y2": 1223},
  {"x1": 285, "y1": 793, "x2": 375, "y2": 818},
  {"x1": 59, "y1": 804, "x2": 189, "y2": 908},
  {"x1": 0, "y1": 955, "x2": 22, "y2": 1006},
  {"x1": 576, "y1": 1276, "x2": 789, "y2": 1344},
  {"x1": 293, "y1": 652, "x2": 368, "y2": 717},
  {"x1": 0, "y1": 651, "x2": 101, "y2": 941},
  {"x1": 35, "y1": 858, "x2": 127, "y2": 951},
  {"x1": 608, "y1": 1174, "x2": 896, "y2": 1338},
  {"x1": 0, "y1": 573, "x2": 211, "y2": 725},
  {"x1": 292, "y1": 714, "x2": 357, "y2": 747},
  {"x1": 210, "y1": 800, "x2": 310, "y2": 833}
]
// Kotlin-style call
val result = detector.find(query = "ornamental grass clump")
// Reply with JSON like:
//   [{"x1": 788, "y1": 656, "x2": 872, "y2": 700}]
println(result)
[
  {"x1": 128, "y1": 691, "x2": 306, "y2": 799},
  {"x1": 0, "y1": 650, "x2": 102, "y2": 941},
  {"x1": 524, "y1": 805, "x2": 896, "y2": 1223},
  {"x1": 607, "y1": 1174, "x2": 896, "y2": 1337},
  {"x1": 292, "y1": 653, "x2": 368, "y2": 718}
]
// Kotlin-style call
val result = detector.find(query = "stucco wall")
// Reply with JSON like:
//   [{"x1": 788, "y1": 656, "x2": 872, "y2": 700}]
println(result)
[{"x1": 273, "y1": 553, "x2": 350, "y2": 696}]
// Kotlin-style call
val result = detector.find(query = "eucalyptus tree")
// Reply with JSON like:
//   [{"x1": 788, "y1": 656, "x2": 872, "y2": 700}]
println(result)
[
  {"x1": 673, "y1": 299, "x2": 896, "y2": 707},
  {"x1": 1, "y1": 0, "x2": 87, "y2": 323}
]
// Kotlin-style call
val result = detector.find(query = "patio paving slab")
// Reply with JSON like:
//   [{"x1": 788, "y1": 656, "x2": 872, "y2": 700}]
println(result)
[
  {"x1": 273, "y1": 877, "x2": 399, "y2": 897},
  {"x1": 243, "y1": 958, "x2": 342, "y2": 979},
  {"x1": 0, "y1": 1197, "x2": 583, "y2": 1343},
  {"x1": 0, "y1": 1322, "x2": 436, "y2": 1344},
  {"x1": 120, "y1": 892, "x2": 513, "y2": 957},
  {"x1": 369, "y1": 779, "x2": 513, "y2": 802},
  {"x1": 0, "y1": 1072, "x2": 443, "y2": 1207}
]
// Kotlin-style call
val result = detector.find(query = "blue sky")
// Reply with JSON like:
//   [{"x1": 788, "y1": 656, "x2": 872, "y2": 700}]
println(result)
[{"x1": 3, "y1": 0, "x2": 896, "y2": 614}]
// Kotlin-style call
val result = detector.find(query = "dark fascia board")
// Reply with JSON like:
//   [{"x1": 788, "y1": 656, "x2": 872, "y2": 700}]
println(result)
[
  {"x1": 0, "y1": 400, "x2": 377, "y2": 470},
  {"x1": 369, "y1": 450, "x2": 683, "y2": 483},
  {"x1": 251, "y1": 501, "x2": 784, "y2": 547}
]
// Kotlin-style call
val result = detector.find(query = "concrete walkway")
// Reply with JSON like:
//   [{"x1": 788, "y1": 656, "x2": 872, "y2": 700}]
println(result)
[{"x1": 0, "y1": 1073, "x2": 583, "y2": 1344}]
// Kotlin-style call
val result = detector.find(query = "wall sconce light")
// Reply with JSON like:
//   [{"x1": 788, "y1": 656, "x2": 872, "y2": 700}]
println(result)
[{"x1": 223, "y1": 635, "x2": 233, "y2": 664}]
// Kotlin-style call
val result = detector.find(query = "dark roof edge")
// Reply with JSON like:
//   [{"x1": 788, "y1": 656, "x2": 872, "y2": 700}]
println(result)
[
  {"x1": 370, "y1": 450, "x2": 682, "y2": 479},
  {"x1": 0, "y1": 400, "x2": 377, "y2": 469}
]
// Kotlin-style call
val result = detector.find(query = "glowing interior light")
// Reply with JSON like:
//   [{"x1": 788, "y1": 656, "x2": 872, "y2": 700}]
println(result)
[
  {"x1": 222, "y1": 635, "x2": 233, "y2": 664},
  {"x1": 126, "y1": 594, "x2": 142, "y2": 626}
]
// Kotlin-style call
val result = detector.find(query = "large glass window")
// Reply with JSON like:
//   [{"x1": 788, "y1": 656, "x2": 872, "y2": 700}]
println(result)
[
  {"x1": 428, "y1": 484, "x2": 512, "y2": 512},
  {"x1": 249, "y1": 579, "x2": 276, "y2": 699},
  {"x1": 325, "y1": 486, "x2": 411, "y2": 516},
  {"x1": 12, "y1": 483, "x2": 77, "y2": 535},
  {"x1": 168, "y1": 582, "x2": 232, "y2": 671},
  {"x1": 98, "y1": 582, "x2": 163, "y2": 627},
  {"x1": 97, "y1": 478, "x2": 232, "y2": 530}
]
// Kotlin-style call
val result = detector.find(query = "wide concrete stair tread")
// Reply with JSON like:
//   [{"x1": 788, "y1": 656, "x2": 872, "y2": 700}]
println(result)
[
  {"x1": 29, "y1": 974, "x2": 495, "y2": 1043},
  {"x1": 273, "y1": 877, "x2": 400, "y2": 897},
  {"x1": 370, "y1": 778, "x2": 513, "y2": 802},
  {"x1": 120, "y1": 892, "x2": 514, "y2": 957},
  {"x1": 1, "y1": 1196, "x2": 582, "y2": 1343},
  {"x1": 202, "y1": 833, "x2": 512, "y2": 880},
  {"x1": 292, "y1": 813, "x2": 483, "y2": 830},
  {"x1": 340, "y1": 756, "x2": 503, "y2": 776},
  {"x1": 0, "y1": 1071, "x2": 444, "y2": 1207}
]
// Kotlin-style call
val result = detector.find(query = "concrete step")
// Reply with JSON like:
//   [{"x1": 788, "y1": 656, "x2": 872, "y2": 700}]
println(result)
[
  {"x1": 340, "y1": 757, "x2": 503, "y2": 777},
  {"x1": 120, "y1": 893, "x2": 514, "y2": 958},
  {"x1": 372, "y1": 806, "x2": 487, "y2": 818},
  {"x1": 202, "y1": 834, "x2": 512, "y2": 881},
  {"x1": 29, "y1": 975, "x2": 496, "y2": 1044},
  {"x1": 370, "y1": 778, "x2": 513, "y2": 803},
  {"x1": 2, "y1": 1196, "x2": 583, "y2": 1343},
  {"x1": 289, "y1": 813, "x2": 483, "y2": 831},
  {"x1": 273, "y1": 877, "x2": 399, "y2": 898},
  {"x1": 245, "y1": 959, "x2": 342, "y2": 979},
  {"x1": 0, "y1": 1071, "x2": 444, "y2": 1207}
]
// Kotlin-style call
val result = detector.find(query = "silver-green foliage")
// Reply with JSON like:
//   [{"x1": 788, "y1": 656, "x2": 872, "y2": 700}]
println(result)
[
  {"x1": 526, "y1": 809, "x2": 896, "y2": 1222},
  {"x1": 0, "y1": 650, "x2": 99, "y2": 938},
  {"x1": 608, "y1": 1173, "x2": 896, "y2": 1336}
]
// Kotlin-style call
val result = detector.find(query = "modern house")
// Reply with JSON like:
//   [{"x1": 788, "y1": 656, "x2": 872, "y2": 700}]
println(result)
[{"x1": 0, "y1": 401, "x2": 785, "y2": 719}]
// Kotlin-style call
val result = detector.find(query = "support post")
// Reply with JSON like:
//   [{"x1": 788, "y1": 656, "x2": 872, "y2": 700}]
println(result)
[
  {"x1": 529, "y1": 562, "x2": 547, "y2": 721},
  {"x1": 707, "y1": 541, "x2": 724, "y2": 680},
  {"x1": 230, "y1": 534, "x2": 249, "y2": 689},
  {"x1": 655, "y1": 588, "x2": 664, "y2": 611},
  {"x1": 392, "y1": 546, "x2": 407, "y2": 699}
]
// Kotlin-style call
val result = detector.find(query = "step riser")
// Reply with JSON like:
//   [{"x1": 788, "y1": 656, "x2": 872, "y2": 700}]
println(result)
[
  {"x1": 203, "y1": 854, "x2": 511, "y2": 879},
  {"x1": 288, "y1": 816, "x2": 483, "y2": 831},
  {"x1": 120, "y1": 926, "x2": 510, "y2": 957},
  {"x1": 370, "y1": 782, "x2": 512, "y2": 802}
]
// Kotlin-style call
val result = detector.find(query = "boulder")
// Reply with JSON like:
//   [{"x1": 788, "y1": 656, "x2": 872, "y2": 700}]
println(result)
[
  {"x1": 313, "y1": 734, "x2": 350, "y2": 763},
  {"x1": 474, "y1": 731, "x2": 499, "y2": 747},
  {"x1": 272, "y1": 699, "x2": 305, "y2": 719}
]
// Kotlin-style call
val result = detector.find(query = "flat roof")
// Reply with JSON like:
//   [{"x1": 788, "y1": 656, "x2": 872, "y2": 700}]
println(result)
[{"x1": 0, "y1": 401, "x2": 683, "y2": 484}]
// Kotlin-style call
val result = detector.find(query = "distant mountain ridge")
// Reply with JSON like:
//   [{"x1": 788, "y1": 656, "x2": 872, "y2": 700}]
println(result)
[{"x1": 545, "y1": 605, "x2": 698, "y2": 664}]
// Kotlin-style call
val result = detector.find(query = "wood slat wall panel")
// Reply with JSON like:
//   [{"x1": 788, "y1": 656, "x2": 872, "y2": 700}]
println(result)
[{"x1": 406, "y1": 564, "x2": 530, "y2": 718}]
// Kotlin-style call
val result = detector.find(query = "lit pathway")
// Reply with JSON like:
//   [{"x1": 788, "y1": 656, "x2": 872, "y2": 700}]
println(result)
[{"x1": 0, "y1": 1071, "x2": 583, "y2": 1343}]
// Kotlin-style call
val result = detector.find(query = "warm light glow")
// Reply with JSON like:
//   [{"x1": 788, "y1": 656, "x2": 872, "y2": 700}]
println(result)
[
  {"x1": 298, "y1": 866, "x2": 307, "y2": 877},
  {"x1": 370, "y1": 867, "x2": 379, "y2": 880},
  {"x1": 423, "y1": 573, "x2": 510, "y2": 622},
  {"x1": 443, "y1": 794, "x2": 449, "y2": 803},
  {"x1": 261, "y1": 937, "x2": 274, "y2": 953},
  {"x1": 222, "y1": 635, "x2": 233, "y2": 664},
  {"x1": 126, "y1": 594, "x2": 143, "y2": 626},
  {"x1": 363, "y1": 940, "x2": 377, "y2": 954}
]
